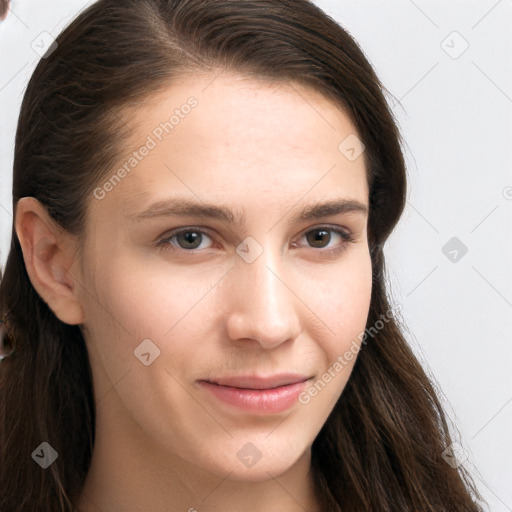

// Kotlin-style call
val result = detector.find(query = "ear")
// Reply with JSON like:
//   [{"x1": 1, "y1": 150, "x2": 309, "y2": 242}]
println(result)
[{"x1": 15, "y1": 197, "x2": 84, "y2": 325}]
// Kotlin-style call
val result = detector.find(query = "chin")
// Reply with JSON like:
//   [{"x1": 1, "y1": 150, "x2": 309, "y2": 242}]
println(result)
[{"x1": 194, "y1": 435, "x2": 312, "y2": 483}]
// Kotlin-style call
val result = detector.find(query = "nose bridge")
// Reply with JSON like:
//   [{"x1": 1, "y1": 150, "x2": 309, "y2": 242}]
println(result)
[{"x1": 225, "y1": 237, "x2": 300, "y2": 348}]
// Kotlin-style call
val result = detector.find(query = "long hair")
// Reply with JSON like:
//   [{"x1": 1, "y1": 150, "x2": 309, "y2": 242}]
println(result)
[{"x1": 0, "y1": 1, "x2": 486, "y2": 510}]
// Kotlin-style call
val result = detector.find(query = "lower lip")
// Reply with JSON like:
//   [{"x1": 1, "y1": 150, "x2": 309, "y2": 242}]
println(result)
[{"x1": 199, "y1": 380, "x2": 308, "y2": 413}]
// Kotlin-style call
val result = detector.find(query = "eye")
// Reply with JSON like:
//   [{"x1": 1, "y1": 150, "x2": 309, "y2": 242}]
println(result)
[
  {"x1": 156, "y1": 228, "x2": 214, "y2": 251},
  {"x1": 295, "y1": 226, "x2": 356, "y2": 254},
  {"x1": 155, "y1": 225, "x2": 357, "y2": 255}
]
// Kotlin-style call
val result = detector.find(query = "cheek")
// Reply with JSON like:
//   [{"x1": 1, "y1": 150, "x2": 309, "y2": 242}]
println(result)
[
  {"x1": 299, "y1": 250, "x2": 373, "y2": 353},
  {"x1": 294, "y1": 252, "x2": 372, "y2": 411},
  {"x1": 84, "y1": 258, "x2": 221, "y2": 359}
]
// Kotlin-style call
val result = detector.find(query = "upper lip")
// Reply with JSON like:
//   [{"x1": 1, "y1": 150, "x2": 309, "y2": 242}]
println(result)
[{"x1": 202, "y1": 373, "x2": 311, "y2": 390}]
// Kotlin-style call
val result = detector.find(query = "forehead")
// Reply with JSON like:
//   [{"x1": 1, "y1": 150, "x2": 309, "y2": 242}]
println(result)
[{"x1": 89, "y1": 72, "x2": 368, "y2": 221}]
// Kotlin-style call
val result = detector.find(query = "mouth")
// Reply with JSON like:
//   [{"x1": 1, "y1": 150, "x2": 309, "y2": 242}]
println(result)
[
  {"x1": 198, "y1": 373, "x2": 312, "y2": 413},
  {"x1": 204, "y1": 373, "x2": 311, "y2": 390}
]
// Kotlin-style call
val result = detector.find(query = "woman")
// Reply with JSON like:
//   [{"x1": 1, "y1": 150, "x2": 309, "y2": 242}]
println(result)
[{"x1": 0, "y1": 0, "x2": 486, "y2": 510}]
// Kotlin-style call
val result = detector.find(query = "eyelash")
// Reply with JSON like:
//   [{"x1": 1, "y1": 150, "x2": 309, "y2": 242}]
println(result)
[{"x1": 154, "y1": 225, "x2": 357, "y2": 257}]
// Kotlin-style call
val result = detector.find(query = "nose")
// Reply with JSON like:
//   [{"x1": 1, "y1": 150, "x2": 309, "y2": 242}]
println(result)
[{"x1": 224, "y1": 242, "x2": 301, "y2": 350}]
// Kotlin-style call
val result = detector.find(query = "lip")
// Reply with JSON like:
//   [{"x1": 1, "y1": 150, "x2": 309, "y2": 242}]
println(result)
[
  {"x1": 198, "y1": 374, "x2": 311, "y2": 414},
  {"x1": 207, "y1": 373, "x2": 310, "y2": 390}
]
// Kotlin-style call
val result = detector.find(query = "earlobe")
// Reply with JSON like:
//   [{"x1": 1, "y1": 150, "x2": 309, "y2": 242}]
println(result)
[{"x1": 14, "y1": 197, "x2": 84, "y2": 326}]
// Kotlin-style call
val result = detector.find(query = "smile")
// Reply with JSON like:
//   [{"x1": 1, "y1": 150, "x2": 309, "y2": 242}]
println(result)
[{"x1": 198, "y1": 374, "x2": 311, "y2": 413}]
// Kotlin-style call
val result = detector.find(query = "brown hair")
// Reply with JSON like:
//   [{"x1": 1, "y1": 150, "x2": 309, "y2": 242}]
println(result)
[
  {"x1": 0, "y1": 0, "x2": 486, "y2": 510},
  {"x1": 0, "y1": 0, "x2": 9, "y2": 21}
]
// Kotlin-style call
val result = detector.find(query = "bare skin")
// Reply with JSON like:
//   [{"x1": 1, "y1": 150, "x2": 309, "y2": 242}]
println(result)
[{"x1": 15, "y1": 72, "x2": 372, "y2": 512}]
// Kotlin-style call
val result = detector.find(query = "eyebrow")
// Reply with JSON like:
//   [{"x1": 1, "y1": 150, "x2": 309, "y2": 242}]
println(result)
[{"x1": 129, "y1": 197, "x2": 368, "y2": 226}]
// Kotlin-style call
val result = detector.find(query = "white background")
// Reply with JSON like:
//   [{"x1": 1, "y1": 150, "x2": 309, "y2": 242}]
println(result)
[{"x1": 1, "y1": 1, "x2": 511, "y2": 510}]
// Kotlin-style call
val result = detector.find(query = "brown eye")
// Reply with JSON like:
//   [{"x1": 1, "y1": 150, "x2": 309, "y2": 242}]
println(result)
[
  {"x1": 296, "y1": 226, "x2": 355, "y2": 255},
  {"x1": 306, "y1": 229, "x2": 332, "y2": 248}
]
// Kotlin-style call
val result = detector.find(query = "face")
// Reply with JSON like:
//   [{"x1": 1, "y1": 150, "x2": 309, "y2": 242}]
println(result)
[{"x1": 76, "y1": 72, "x2": 372, "y2": 481}]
